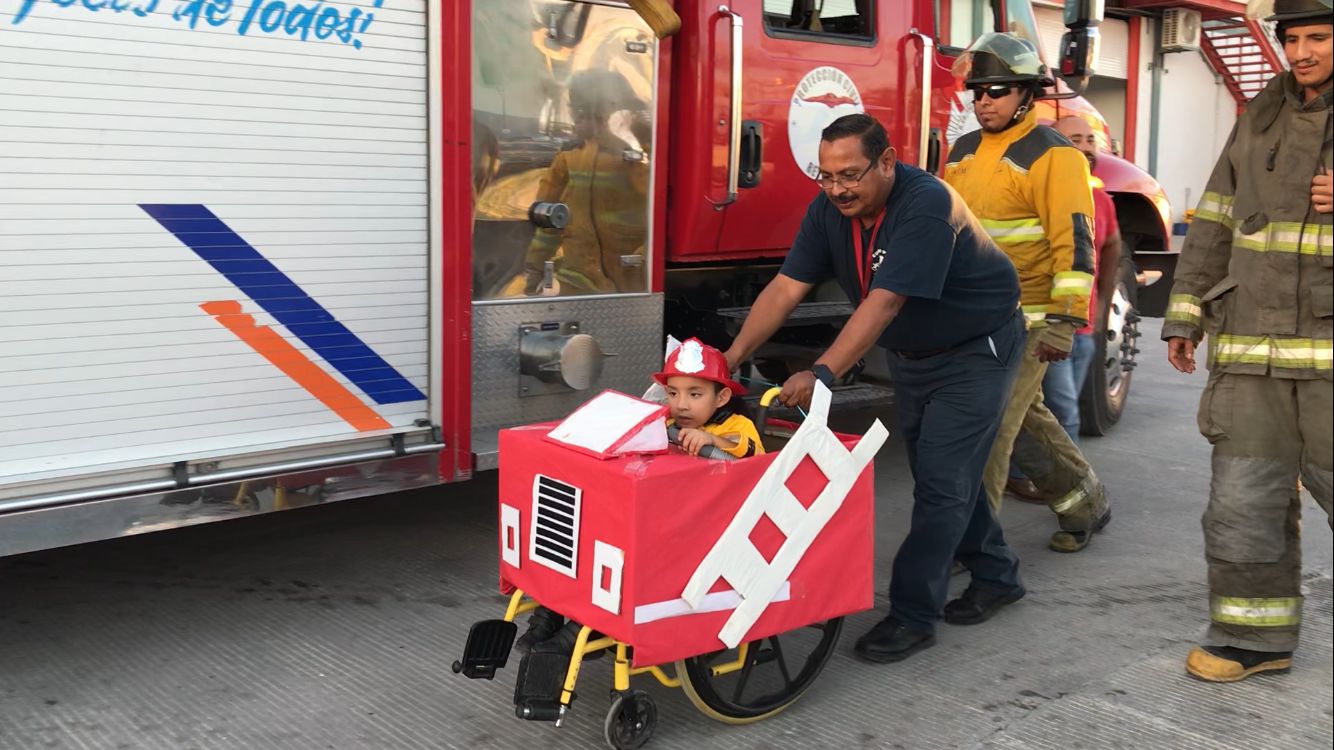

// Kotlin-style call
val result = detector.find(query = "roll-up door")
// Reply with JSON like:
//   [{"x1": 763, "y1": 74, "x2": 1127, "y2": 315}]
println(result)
[{"x1": 0, "y1": 1, "x2": 432, "y2": 494}]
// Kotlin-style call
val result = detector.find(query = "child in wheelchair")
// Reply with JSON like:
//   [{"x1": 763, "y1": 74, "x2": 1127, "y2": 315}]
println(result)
[{"x1": 514, "y1": 338, "x2": 764, "y2": 656}]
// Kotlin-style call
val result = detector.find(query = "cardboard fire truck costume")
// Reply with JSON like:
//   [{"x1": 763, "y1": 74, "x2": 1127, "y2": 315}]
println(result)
[{"x1": 497, "y1": 382, "x2": 888, "y2": 667}]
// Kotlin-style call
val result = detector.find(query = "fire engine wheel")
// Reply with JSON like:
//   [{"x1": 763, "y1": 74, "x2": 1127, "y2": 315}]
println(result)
[
  {"x1": 1080, "y1": 255, "x2": 1140, "y2": 436},
  {"x1": 675, "y1": 616, "x2": 843, "y2": 725},
  {"x1": 604, "y1": 689, "x2": 657, "y2": 750}
]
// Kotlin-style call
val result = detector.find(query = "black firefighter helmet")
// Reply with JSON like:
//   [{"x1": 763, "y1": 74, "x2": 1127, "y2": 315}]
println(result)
[{"x1": 1252, "y1": 0, "x2": 1334, "y2": 33}]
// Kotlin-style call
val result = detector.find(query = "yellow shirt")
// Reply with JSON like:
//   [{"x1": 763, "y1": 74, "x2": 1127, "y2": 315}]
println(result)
[{"x1": 669, "y1": 413, "x2": 765, "y2": 459}]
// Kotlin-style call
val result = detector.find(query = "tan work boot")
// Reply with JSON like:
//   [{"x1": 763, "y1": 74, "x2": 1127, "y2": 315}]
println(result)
[
  {"x1": 1186, "y1": 645, "x2": 1292, "y2": 682},
  {"x1": 1049, "y1": 507, "x2": 1111, "y2": 552},
  {"x1": 1050, "y1": 484, "x2": 1111, "y2": 552}
]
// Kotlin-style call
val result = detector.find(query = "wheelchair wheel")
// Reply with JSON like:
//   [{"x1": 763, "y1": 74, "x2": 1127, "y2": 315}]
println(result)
[
  {"x1": 603, "y1": 689, "x2": 657, "y2": 750},
  {"x1": 675, "y1": 617, "x2": 842, "y2": 724}
]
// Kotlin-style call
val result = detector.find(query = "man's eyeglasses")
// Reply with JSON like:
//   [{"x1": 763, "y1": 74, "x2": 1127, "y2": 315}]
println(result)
[
  {"x1": 969, "y1": 84, "x2": 1015, "y2": 101},
  {"x1": 815, "y1": 160, "x2": 876, "y2": 191}
]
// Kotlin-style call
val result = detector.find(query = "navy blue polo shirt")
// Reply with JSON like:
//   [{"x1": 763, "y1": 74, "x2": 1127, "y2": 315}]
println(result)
[{"x1": 780, "y1": 162, "x2": 1019, "y2": 352}]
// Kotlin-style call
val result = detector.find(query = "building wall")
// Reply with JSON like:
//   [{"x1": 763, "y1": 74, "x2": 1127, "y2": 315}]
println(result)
[
  {"x1": 996, "y1": 6, "x2": 1246, "y2": 225},
  {"x1": 1142, "y1": 19, "x2": 1240, "y2": 221},
  {"x1": 1132, "y1": 17, "x2": 1155, "y2": 170}
]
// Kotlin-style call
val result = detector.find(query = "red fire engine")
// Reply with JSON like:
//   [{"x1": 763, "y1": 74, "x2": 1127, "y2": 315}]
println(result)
[{"x1": 0, "y1": 0, "x2": 1170, "y2": 555}]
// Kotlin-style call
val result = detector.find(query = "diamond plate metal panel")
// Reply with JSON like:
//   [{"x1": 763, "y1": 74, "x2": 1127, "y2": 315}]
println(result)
[{"x1": 470, "y1": 295, "x2": 663, "y2": 465}]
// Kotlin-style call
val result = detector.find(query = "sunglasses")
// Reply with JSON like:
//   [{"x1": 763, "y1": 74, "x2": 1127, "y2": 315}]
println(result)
[{"x1": 969, "y1": 84, "x2": 1015, "y2": 100}]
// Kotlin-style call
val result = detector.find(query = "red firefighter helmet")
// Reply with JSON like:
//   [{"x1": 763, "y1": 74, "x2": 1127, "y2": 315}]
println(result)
[{"x1": 653, "y1": 338, "x2": 746, "y2": 395}]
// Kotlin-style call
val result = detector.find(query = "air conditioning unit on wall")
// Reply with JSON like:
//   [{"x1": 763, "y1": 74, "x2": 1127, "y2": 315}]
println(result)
[{"x1": 1162, "y1": 8, "x2": 1202, "y2": 52}]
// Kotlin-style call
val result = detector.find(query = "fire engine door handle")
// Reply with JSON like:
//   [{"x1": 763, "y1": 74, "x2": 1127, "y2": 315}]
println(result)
[
  {"x1": 925, "y1": 128, "x2": 942, "y2": 174},
  {"x1": 908, "y1": 32, "x2": 934, "y2": 172},
  {"x1": 739, "y1": 120, "x2": 762, "y2": 189},
  {"x1": 716, "y1": 5, "x2": 744, "y2": 206}
]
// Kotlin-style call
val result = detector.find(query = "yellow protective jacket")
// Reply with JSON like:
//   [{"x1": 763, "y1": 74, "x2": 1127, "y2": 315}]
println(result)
[
  {"x1": 1162, "y1": 73, "x2": 1333, "y2": 380},
  {"x1": 944, "y1": 110, "x2": 1096, "y2": 329}
]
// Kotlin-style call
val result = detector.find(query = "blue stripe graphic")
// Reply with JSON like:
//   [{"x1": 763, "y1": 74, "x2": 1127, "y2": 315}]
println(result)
[{"x1": 141, "y1": 204, "x2": 426, "y2": 405}]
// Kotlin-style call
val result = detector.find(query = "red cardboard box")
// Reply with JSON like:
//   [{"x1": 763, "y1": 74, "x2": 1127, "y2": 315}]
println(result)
[{"x1": 496, "y1": 413, "x2": 882, "y2": 667}]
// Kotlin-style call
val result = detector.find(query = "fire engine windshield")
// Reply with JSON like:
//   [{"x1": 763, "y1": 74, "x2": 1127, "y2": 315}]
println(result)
[
  {"x1": 936, "y1": 0, "x2": 1043, "y2": 57},
  {"x1": 1003, "y1": 1, "x2": 1043, "y2": 59},
  {"x1": 471, "y1": 1, "x2": 656, "y2": 301}
]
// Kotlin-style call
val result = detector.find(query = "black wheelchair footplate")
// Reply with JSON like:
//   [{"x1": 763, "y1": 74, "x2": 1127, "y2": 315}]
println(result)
[
  {"x1": 513, "y1": 651, "x2": 574, "y2": 723},
  {"x1": 450, "y1": 619, "x2": 517, "y2": 680}
]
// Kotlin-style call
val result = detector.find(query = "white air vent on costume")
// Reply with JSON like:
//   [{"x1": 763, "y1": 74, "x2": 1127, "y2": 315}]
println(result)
[
  {"x1": 529, "y1": 475, "x2": 582, "y2": 577},
  {"x1": 1163, "y1": 9, "x2": 1203, "y2": 52},
  {"x1": 591, "y1": 541, "x2": 624, "y2": 615},
  {"x1": 500, "y1": 504, "x2": 522, "y2": 568}
]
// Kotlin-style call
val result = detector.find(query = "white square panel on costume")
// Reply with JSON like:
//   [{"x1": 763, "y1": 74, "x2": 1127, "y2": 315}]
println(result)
[
  {"x1": 500, "y1": 503, "x2": 521, "y2": 568},
  {"x1": 591, "y1": 540, "x2": 624, "y2": 615}
]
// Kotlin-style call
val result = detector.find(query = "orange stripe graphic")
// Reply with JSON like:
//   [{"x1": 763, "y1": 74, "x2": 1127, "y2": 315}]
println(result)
[{"x1": 201, "y1": 301, "x2": 391, "y2": 432}]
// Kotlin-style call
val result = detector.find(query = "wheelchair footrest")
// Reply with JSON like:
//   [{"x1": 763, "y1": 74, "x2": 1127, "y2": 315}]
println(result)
[
  {"x1": 451, "y1": 619, "x2": 517, "y2": 680},
  {"x1": 514, "y1": 651, "x2": 572, "y2": 722}
]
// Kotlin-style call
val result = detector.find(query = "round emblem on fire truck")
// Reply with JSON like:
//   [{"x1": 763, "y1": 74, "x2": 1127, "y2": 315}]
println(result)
[
  {"x1": 787, "y1": 66, "x2": 865, "y2": 179},
  {"x1": 947, "y1": 88, "x2": 982, "y2": 150}
]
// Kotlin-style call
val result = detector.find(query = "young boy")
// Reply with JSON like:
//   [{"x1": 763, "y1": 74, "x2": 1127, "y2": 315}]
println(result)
[
  {"x1": 655, "y1": 338, "x2": 764, "y2": 459},
  {"x1": 515, "y1": 340, "x2": 764, "y2": 657}
]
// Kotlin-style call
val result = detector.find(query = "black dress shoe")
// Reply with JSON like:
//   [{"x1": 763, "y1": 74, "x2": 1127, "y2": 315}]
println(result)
[
  {"x1": 853, "y1": 616, "x2": 936, "y2": 663},
  {"x1": 943, "y1": 584, "x2": 1026, "y2": 625},
  {"x1": 514, "y1": 606, "x2": 564, "y2": 655},
  {"x1": 532, "y1": 620, "x2": 605, "y2": 660}
]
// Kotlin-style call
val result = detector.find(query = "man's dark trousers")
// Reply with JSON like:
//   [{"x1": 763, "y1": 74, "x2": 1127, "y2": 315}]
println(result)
[{"x1": 885, "y1": 312, "x2": 1025, "y2": 632}]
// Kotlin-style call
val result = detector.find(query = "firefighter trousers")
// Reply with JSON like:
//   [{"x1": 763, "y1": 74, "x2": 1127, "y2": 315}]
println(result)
[
  {"x1": 1197, "y1": 371, "x2": 1333, "y2": 653},
  {"x1": 983, "y1": 328, "x2": 1108, "y2": 531}
]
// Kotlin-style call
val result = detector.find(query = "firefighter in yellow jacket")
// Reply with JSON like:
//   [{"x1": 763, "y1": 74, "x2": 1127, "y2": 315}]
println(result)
[
  {"x1": 1163, "y1": 0, "x2": 1332, "y2": 683},
  {"x1": 944, "y1": 33, "x2": 1110, "y2": 552}
]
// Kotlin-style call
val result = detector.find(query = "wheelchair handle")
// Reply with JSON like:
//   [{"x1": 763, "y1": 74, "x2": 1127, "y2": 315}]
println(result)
[{"x1": 754, "y1": 386, "x2": 782, "y2": 436}]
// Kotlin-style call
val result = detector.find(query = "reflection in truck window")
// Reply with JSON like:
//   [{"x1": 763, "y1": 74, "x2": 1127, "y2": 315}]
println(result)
[
  {"x1": 519, "y1": 70, "x2": 650, "y2": 297},
  {"x1": 763, "y1": 0, "x2": 872, "y2": 38},
  {"x1": 471, "y1": 1, "x2": 654, "y2": 301}
]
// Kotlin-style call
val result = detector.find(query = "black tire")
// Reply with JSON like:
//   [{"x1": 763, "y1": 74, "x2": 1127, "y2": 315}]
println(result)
[
  {"x1": 676, "y1": 617, "x2": 842, "y2": 724},
  {"x1": 1079, "y1": 256, "x2": 1141, "y2": 436},
  {"x1": 603, "y1": 690, "x2": 657, "y2": 750}
]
